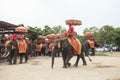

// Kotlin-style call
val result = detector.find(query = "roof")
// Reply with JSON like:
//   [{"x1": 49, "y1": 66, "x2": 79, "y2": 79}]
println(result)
[{"x1": 0, "y1": 21, "x2": 18, "y2": 31}]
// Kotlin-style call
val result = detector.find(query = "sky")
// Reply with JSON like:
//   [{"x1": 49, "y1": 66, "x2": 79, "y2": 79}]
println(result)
[{"x1": 0, "y1": 0, "x2": 120, "y2": 35}]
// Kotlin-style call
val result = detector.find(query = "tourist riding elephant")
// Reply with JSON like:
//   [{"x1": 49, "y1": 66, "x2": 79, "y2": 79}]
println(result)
[
  {"x1": 84, "y1": 40, "x2": 99, "y2": 56},
  {"x1": 51, "y1": 38, "x2": 87, "y2": 69}
]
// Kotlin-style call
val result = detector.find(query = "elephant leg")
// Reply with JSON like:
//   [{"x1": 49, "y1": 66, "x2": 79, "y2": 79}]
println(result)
[
  {"x1": 57, "y1": 52, "x2": 60, "y2": 57},
  {"x1": 8, "y1": 52, "x2": 13, "y2": 64},
  {"x1": 81, "y1": 53, "x2": 87, "y2": 66},
  {"x1": 91, "y1": 48, "x2": 95, "y2": 56},
  {"x1": 74, "y1": 55, "x2": 80, "y2": 67},
  {"x1": 65, "y1": 54, "x2": 73, "y2": 67},
  {"x1": 62, "y1": 53, "x2": 67, "y2": 68}
]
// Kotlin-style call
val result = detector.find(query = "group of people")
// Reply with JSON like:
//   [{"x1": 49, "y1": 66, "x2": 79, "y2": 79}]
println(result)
[
  {"x1": 0, "y1": 34, "x2": 31, "y2": 65},
  {"x1": 0, "y1": 25, "x2": 96, "y2": 65}
]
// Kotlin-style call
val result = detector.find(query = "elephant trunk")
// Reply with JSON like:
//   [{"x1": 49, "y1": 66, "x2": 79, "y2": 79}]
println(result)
[{"x1": 51, "y1": 49, "x2": 55, "y2": 69}]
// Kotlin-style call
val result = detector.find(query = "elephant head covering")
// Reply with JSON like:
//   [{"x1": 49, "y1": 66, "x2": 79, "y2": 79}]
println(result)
[
  {"x1": 88, "y1": 35, "x2": 94, "y2": 41},
  {"x1": 11, "y1": 34, "x2": 17, "y2": 40}
]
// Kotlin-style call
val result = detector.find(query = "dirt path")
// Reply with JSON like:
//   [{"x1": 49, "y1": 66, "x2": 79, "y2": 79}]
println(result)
[{"x1": 0, "y1": 56, "x2": 120, "y2": 80}]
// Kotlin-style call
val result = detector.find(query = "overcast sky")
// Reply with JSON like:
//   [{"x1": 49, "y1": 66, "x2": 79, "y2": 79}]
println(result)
[{"x1": 0, "y1": 0, "x2": 120, "y2": 35}]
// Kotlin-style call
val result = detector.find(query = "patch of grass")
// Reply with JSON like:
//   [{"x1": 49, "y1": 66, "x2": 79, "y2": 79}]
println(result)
[{"x1": 95, "y1": 52, "x2": 108, "y2": 56}]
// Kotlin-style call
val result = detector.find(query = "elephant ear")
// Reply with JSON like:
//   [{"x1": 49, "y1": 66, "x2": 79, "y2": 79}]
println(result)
[{"x1": 60, "y1": 39, "x2": 68, "y2": 50}]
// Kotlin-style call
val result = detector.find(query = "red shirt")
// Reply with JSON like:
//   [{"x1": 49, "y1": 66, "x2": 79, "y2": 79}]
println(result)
[
  {"x1": 68, "y1": 26, "x2": 74, "y2": 34},
  {"x1": 67, "y1": 26, "x2": 74, "y2": 37}
]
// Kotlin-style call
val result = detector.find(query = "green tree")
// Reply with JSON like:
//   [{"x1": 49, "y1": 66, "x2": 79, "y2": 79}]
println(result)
[
  {"x1": 27, "y1": 26, "x2": 42, "y2": 41},
  {"x1": 83, "y1": 26, "x2": 100, "y2": 41},
  {"x1": 42, "y1": 25, "x2": 54, "y2": 36},
  {"x1": 52, "y1": 25, "x2": 67, "y2": 34},
  {"x1": 99, "y1": 25, "x2": 115, "y2": 45},
  {"x1": 18, "y1": 24, "x2": 25, "y2": 27},
  {"x1": 84, "y1": 26, "x2": 99, "y2": 34},
  {"x1": 114, "y1": 27, "x2": 120, "y2": 47}
]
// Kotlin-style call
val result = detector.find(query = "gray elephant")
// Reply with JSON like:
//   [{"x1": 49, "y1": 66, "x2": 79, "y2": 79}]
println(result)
[
  {"x1": 51, "y1": 38, "x2": 87, "y2": 68},
  {"x1": 84, "y1": 40, "x2": 99, "y2": 56}
]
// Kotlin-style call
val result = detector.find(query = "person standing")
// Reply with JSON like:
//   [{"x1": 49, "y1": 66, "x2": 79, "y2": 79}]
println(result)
[{"x1": 8, "y1": 34, "x2": 18, "y2": 64}]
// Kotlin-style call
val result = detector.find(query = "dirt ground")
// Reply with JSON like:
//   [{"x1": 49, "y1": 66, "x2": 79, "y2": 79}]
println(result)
[{"x1": 0, "y1": 54, "x2": 120, "y2": 80}]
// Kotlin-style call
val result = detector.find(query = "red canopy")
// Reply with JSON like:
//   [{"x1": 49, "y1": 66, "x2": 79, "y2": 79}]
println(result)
[
  {"x1": 65, "y1": 19, "x2": 82, "y2": 26},
  {"x1": 46, "y1": 34, "x2": 56, "y2": 38},
  {"x1": 85, "y1": 32, "x2": 93, "y2": 36},
  {"x1": 38, "y1": 35, "x2": 43, "y2": 39},
  {"x1": 55, "y1": 33, "x2": 63, "y2": 37},
  {"x1": 15, "y1": 26, "x2": 28, "y2": 33}
]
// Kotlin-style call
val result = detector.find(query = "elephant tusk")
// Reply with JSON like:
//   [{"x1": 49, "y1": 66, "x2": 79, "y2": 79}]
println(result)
[
  {"x1": 1, "y1": 53, "x2": 6, "y2": 57},
  {"x1": 4, "y1": 52, "x2": 10, "y2": 57}
]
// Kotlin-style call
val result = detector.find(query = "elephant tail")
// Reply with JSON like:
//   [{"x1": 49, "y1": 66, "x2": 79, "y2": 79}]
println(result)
[{"x1": 87, "y1": 55, "x2": 92, "y2": 62}]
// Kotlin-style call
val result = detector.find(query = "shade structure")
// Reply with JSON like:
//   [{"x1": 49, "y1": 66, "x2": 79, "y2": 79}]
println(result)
[
  {"x1": 65, "y1": 19, "x2": 82, "y2": 26},
  {"x1": 38, "y1": 35, "x2": 43, "y2": 39},
  {"x1": 15, "y1": 26, "x2": 28, "y2": 33},
  {"x1": 85, "y1": 32, "x2": 93, "y2": 36},
  {"x1": 46, "y1": 34, "x2": 56, "y2": 38},
  {"x1": 55, "y1": 33, "x2": 63, "y2": 37},
  {"x1": 42, "y1": 36, "x2": 46, "y2": 39},
  {"x1": 0, "y1": 21, "x2": 18, "y2": 31}
]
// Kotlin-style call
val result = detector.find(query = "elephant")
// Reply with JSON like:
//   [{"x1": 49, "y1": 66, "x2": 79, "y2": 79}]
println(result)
[
  {"x1": 84, "y1": 40, "x2": 99, "y2": 56},
  {"x1": 45, "y1": 41, "x2": 60, "y2": 57},
  {"x1": 51, "y1": 38, "x2": 87, "y2": 69}
]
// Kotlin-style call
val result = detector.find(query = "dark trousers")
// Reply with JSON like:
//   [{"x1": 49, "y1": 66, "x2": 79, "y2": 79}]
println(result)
[
  {"x1": 19, "y1": 53, "x2": 28, "y2": 63},
  {"x1": 8, "y1": 49, "x2": 17, "y2": 64}
]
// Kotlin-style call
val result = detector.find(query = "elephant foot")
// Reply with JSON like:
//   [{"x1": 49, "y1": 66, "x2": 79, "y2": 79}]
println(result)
[
  {"x1": 67, "y1": 63, "x2": 71, "y2": 67},
  {"x1": 63, "y1": 65, "x2": 67, "y2": 68},
  {"x1": 8, "y1": 63, "x2": 12, "y2": 65},
  {"x1": 89, "y1": 59, "x2": 92, "y2": 62},
  {"x1": 74, "y1": 64, "x2": 78, "y2": 67},
  {"x1": 83, "y1": 63, "x2": 87, "y2": 66}
]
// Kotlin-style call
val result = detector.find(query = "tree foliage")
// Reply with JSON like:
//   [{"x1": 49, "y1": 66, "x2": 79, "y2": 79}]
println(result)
[
  {"x1": 24, "y1": 24, "x2": 120, "y2": 47},
  {"x1": 114, "y1": 28, "x2": 120, "y2": 47},
  {"x1": 99, "y1": 25, "x2": 115, "y2": 44},
  {"x1": 26, "y1": 26, "x2": 42, "y2": 41},
  {"x1": 42, "y1": 25, "x2": 54, "y2": 36},
  {"x1": 52, "y1": 25, "x2": 67, "y2": 34},
  {"x1": 83, "y1": 25, "x2": 120, "y2": 47}
]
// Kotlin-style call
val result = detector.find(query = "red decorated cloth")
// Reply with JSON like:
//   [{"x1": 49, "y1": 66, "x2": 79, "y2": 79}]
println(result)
[
  {"x1": 49, "y1": 43, "x2": 53, "y2": 52},
  {"x1": 18, "y1": 40, "x2": 27, "y2": 53},
  {"x1": 67, "y1": 38, "x2": 82, "y2": 55},
  {"x1": 87, "y1": 40, "x2": 95, "y2": 48},
  {"x1": 88, "y1": 37, "x2": 94, "y2": 41}
]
